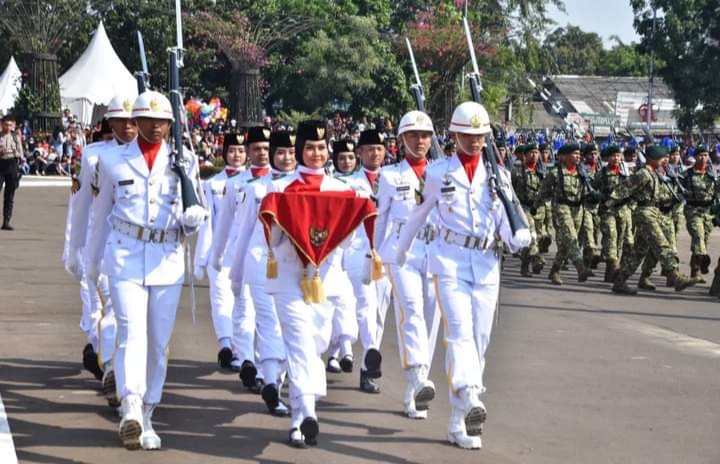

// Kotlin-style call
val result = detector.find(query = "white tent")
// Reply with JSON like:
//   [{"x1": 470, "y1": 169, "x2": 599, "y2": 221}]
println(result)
[
  {"x1": 0, "y1": 57, "x2": 21, "y2": 114},
  {"x1": 59, "y1": 21, "x2": 137, "y2": 124}
]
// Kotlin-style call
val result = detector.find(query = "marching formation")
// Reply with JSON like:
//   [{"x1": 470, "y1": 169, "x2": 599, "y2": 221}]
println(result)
[
  {"x1": 62, "y1": 88, "x2": 537, "y2": 452},
  {"x1": 507, "y1": 140, "x2": 719, "y2": 295}
]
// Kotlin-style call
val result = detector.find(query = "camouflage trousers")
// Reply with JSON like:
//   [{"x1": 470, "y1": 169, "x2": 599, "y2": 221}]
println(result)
[
  {"x1": 600, "y1": 205, "x2": 633, "y2": 262},
  {"x1": 552, "y1": 204, "x2": 584, "y2": 267},
  {"x1": 641, "y1": 210, "x2": 677, "y2": 275},
  {"x1": 579, "y1": 203, "x2": 600, "y2": 255},
  {"x1": 536, "y1": 201, "x2": 552, "y2": 241},
  {"x1": 672, "y1": 204, "x2": 684, "y2": 247},
  {"x1": 684, "y1": 206, "x2": 714, "y2": 255},
  {"x1": 521, "y1": 205, "x2": 539, "y2": 259},
  {"x1": 620, "y1": 208, "x2": 677, "y2": 276}
]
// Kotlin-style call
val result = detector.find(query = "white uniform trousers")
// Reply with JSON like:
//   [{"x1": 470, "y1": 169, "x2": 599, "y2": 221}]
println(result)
[
  {"x1": 110, "y1": 278, "x2": 181, "y2": 404},
  {"x1": 231, "y1": 283, "x2": 256, "y2": 364},
  {"x1": 273, "y1": 292, "x2": 334, "y2": 402},
  {"x1": 387, "y1": 264, "x2": 440, "y2": 371},
  {"x1": 207, "y1": 266, "x2": 234, "y2": 342},
  {"x1": 433, "y1": 274, "x2": 498, "y2": 410},
  {"x1": 79, "y1": 266, "x2": 116, "y2": 366},
  {"x1": 248, "y1": 283, "x2": 286, "y2": 383},
  {"x1": 348, "y1": 273, "x2": 391, "y2": 368},
  {"x1": 327, "y1": 292, "x2": 358, "y2": 358}
]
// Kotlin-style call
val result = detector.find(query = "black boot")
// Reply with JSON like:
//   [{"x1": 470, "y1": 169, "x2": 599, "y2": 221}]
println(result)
[
  {"x1": 1, "y1": 217, "x2": 12, "y2": 230},
  {"x1": 612, "y1": 271, "x2": 637, "y2": 295},
  {"x1": 359, "y1": 370, "x2": 381, "y2": 394}
]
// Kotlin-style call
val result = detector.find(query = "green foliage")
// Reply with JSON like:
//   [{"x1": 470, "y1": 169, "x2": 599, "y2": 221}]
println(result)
[{"x1": 277, "y1": 109, "x2": 322, "y2": 127}]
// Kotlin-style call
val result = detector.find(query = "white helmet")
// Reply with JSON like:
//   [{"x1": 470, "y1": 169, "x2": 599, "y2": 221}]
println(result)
[
  {"x1": 131, "y1": 90, "x2": 174, "y2": 121},
  {"x1": 397, "y1": 110, "x2": 434, "y2": 136},
  {"x1": 104, "y1": 95, "x2": 134, "y2": 119},
  {"x1": 449, "y1": 101, "x2": 491, "y2": 135}
]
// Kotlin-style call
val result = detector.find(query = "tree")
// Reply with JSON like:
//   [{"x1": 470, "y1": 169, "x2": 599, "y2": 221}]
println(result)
[
  {"x1": 631, "y1": 0, "x2": 720, "y2": 132},
  {"x1": 542, "y1": 25, "x2": 604, "y2": 75}
]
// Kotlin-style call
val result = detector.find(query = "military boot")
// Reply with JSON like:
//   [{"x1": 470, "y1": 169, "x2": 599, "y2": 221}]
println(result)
[
  {"x1": 708, "y1": 272, "x2": 720, "y2": 297},
  {"x1": 575, "y1": 262, "x2": 594, "y2": 283},
  {"x1": 604, "y1": 259, "x2": 618, "y2": 283},
  {"x1": 612, "y1": 271, "x2": 637, "y2": 295},
  {"x1": 520, "y1": 258, "x2": 532, "y2": 277},
  {"x1": 531, "y1": 255, "x2": 545, "y2": 274},
  {"x1": 670, "y1": 270, "x2": 696, "y2": 292},
  {"x1": 699, "y1": 254, "x2": 711, "y2": 274},
  {"x1": 637, "y1": 271, "x2": 656, "y2": 291},
  {"x1": 548, "y1": 264, "x2": 563, "y2": 285},
  {"x1": 665, "y1": 271, "x2": 676, "y2": 288},
  {"x1": 690, "y1": 255, "x2": 706, "y2": 283}
]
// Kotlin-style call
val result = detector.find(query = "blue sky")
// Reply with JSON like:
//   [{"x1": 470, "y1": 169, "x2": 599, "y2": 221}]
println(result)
[{"x1": 547, "y1": 0, "x2": 641, "y2": 46}]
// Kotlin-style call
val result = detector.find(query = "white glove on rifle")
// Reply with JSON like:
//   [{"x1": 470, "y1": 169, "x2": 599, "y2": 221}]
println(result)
[
  {"x1": 193, "y1": 265, "x2": 206, "y2": 281},
  {"x1": 361, "y1": 254, "x2": 373, "y2": 285},
  {"x1": 211, "y1": 253, "x2": 223, "y2": 272},
  {"x1": 510, "y1": 228, "x2": 532, "y2": 249},
  {"x1": 182, "y1": 205, "x2": 208, "y2": 229},
  {"x1": 65, "y1": 247, "x2": 83, "y2": 281}
]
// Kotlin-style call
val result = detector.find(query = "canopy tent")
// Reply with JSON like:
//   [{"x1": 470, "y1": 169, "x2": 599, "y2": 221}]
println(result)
[
  {"x1": 0, "y1": 57, "x2": 21, "y2": 114},
  {"x1": 59, "y1": 21, "x2": 137, "y2": 124}
]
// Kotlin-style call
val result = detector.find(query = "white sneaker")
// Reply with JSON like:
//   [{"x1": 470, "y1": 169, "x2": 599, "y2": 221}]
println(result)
[
  {"x1": 403, "y1": 399, "x2": 428, "y2": 419},
  {"x1": 412, "y1": 365, "x2": 435, "y2": 411},
  {"x1": 118, "y1": 395, "x2": 143, "y2": 450},
  {"x1": 140, "y1": 404, "x2": 161, "y2": 450},
  {"x1": 459, "y1": 386, "x2": 486, "y2": 436},
  {"x1": 448, "y1": 405, "x2": 482, "y2": 450}
]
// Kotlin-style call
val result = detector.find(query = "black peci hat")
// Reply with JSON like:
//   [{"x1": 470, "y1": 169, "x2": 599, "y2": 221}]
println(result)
[
  {"x1": 245, "y1": 126, "x2": 272, "y2": 145},
  {"x1": 295, "y1": 120, "x2": 328, "y2": 165},
  {"x1": 357, "y1": 129, "x2": 385, "y2": 147}
]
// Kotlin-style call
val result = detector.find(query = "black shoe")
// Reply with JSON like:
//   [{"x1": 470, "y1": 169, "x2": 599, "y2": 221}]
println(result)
[
  {"x1": 339, "y1": 355, "x2": 354, "y2": 373},
  {"x1": 217, "y1": 347, "x2": 233, "y2": 370},
  {"x1": 238, "y1": 360, "x2": 257, "y2": 388},
  {"x1": 360, "y1": 370, "x2": 381, "y2": 394},
  {"x1": 249, "y1": 377, "x2": 265, "y2": 394},
  {"x1": 363, "y1": 348, "x2": 382, "y2": 379},
  {"x1": 82, "y1": 343, "x2": 103, "y2": 380},
  {"x1": 288, "y1": 428, "x2": 307, "y2": 449},
  {"x1": 300, "y1": 417, "x2": 319, "y2": 446},
  {"x1": 1, "y1": 222, "x2": 13, "y2": 231},
  {"x1": 325, "y1": 357, "x2": 341, "y2": 374},
  {"x1": 273, "y1": 399, "x2": 291, "y2": 417},
  {"x1": 261, "y1": 383, "x2": 280, "y2": 412}
]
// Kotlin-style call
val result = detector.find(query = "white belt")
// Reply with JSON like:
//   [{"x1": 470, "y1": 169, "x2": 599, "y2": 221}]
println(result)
[
  {"x1": 439, "y1": 226, "x2": 493, "y2": 251},
  {"x1": 394, "y1": 223, "x2": 436, "y2": 242},
  {"x1": 111, "y1": 217, "x2": 181, "y2": 243}
]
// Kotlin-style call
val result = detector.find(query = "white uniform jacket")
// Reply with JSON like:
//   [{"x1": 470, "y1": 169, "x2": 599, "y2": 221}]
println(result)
[
  {"x1": 397, "y1": 154, "x2": 521, "y2": 284},
  {"x1": 69, "y1": 139, "x2": 121, "y2": 250},
  {"x1": 375, "y1": 159, "x2": 436, "y2": 270},
  {"x1": 194, "y1": 169, "x2": 241, "y2": 269},
  {"x1": 263, "y1": 169, "x2": 354, "y2": 297},
  {"x1": 87, "y1": 140, "x2": 201, "y2": 286},
  {"x1": 211, "y1": 168, "x2": 259, "y2": 267},
  {"x1": 341, "y1": 169, "x2": 378, "y2": 273}
]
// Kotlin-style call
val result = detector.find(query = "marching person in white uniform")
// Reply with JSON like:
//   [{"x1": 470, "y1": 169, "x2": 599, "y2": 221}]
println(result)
[
  {"x1": 211, "y1": 126, "x2": 273, "y2": 392},
  {"x1": 86, "y1": 90, "x2": 207, "y2": 450},
  {"x1": 193, "y1": 132, "x2": 247, "y2": 370},
  {"x1": 226, "y1": 129, "x2": 298, "y2": 416},
  {"x1": 375, "y1": 111, "x2": 441, "y2": 418},
  {"x1": 396, "y1": 102, "x2": 531, "y2": 450},
  {"x1": 64, "y1": 96, "x2": 137, "y2": 406},
  {"x1": 342, "y1": 129, "x2": 392, "y2": 393}
]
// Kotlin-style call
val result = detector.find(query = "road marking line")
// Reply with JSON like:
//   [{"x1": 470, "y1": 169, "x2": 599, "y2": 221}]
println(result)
[
  {"x1": 615, "y1": 320, "x2": 720, "y2": 358},
  {"x1": 0, "y1": 392, "x2": 19, "y2": 464}
]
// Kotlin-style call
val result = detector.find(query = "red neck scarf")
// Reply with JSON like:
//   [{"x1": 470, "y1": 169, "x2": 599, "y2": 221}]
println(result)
[
  {"x1": 457, "y1": 152, "x2": 480, "y2": 183},
  {"x1": 364, "y1": 170, "x2": 379, "y2": 185},
  {"x1": 225, "y1": 168, "x2": 240, "y2": 177},
  {"x1": 695, "y1": 166, "x2": 706, "y2": 174},
  {"x1": 608, "y1": 164, "x2": 620, "y2": 175},
  {"x1": 406, "y1": 156, "x2": 428, "y2": 180},
  {"x1": 251, "y1": 165, "x2": 270, "y2": 178},
  {"x1": 525, "y1": 161, "x2": 537, "y2": 172},
  {"x1": 564, "y1": 164, "x2": 577, "y2": 174},
  {"x1": 138, "y1": 138, "x2": 162, "y2": 171},
  {"x1": 586, "y1": 161, "x2": 597, "y2": 172}
]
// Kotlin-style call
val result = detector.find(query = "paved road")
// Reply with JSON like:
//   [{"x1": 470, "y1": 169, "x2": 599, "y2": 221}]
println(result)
[{"x1": 1, "y1": 184, "x2": 719, "y2": 464}]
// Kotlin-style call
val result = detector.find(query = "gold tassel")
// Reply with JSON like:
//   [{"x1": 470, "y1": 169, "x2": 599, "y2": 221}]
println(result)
[
  {"x1": 300, "y1": 269, "x2": 312, "y2": 304},
  {"x1": 310, "y1": 269, "x2": 325, "y2": 304},
  {"x1": 371, "y1": 250, "x2": 384, "y2": 281},
  {"x1": 266, "y1": 249, "x2": 278, "y2": 279}
]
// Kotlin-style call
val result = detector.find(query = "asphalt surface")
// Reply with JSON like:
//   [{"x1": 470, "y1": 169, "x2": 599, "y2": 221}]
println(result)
[{"x1": 1, "y1": 181, "x2": 718, "y2": 464}]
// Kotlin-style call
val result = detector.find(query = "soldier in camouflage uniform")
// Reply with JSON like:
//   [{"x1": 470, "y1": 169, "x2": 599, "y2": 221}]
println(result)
[
  {"x1": 593, "y1": 145, "x2": 632, "y2": 282},
  {"x1": 609, "y1": 145, "x2": 695, "y2": 294},
  {"x1": 512, "y1": 143, "x2": 545, "y2": 277},
  {"x1": 579, "y1": 143, "x2": 602, "y2": 269},
  {"x1": 637, "y1": 157, "x2": 684, "y2": 290},
  {"x1": 666, "y1": 145, "x2": 686, "y2": 245},
  {"x1": 534, "y1": 143, "x2": 594, "y2": 285},
  {"x1": 681, "y1": 145, "x2": 717, "y2": 283},
  {"x1": 537, "y1": 143, "x2": 554, "y2": 253}
]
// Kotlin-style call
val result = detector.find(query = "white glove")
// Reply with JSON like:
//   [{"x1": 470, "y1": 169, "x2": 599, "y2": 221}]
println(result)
[
  {"x1": 361, "y1": 254, "x2": 373, "y2": 285},
  {"x1": 396, "y1": 249, "x2": 407, "y2": 267},
  {"x1": 511, "y1": 228, "x2": 532, "y2": 249},
  {"x1": 193, "y1": 264, "x2": 206, "y2": 281},
  {"x1": 182, "y1": 205, "x2": 208, "y2": 229},
  {"x1": 211, "y1": 254, "x2": 223, "y2": 272},
  {"x1": 65, "y1": 247, "x2": 83, "y2": 281},
  {"x1": 86, "y1": 264, "x2": 100, "y2": 288}
]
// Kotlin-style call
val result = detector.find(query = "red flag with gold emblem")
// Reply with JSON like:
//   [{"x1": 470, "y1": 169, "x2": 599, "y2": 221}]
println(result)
[{"x1": 259, "y1": 191, "x2": 377, "y2": 268}]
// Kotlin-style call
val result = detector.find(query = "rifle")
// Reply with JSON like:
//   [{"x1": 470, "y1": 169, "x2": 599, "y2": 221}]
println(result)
[
  {"x1": 168, "y1": 0, "x2": 201, "y2": 212},
  {"x1": 404, "y1": 38, "x2": 444, "y2": 161},
  {"x1": 135, "y1": 31, "x2": 150, "y2": 93},
  {"x1": 462, "y1": 17, "x2": 528, "y2": 234}
]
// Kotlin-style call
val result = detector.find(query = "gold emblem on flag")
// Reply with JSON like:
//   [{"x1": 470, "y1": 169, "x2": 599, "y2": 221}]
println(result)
[
  {"x1": 316, "y1": 127, "x2": 325, "y2": 139},
  {"x1": 309, "y1": 227, "x2": 329, "y2": 247}
]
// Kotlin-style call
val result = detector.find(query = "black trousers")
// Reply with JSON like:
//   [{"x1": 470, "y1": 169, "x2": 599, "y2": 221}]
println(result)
[{"x1": 0, "y1": 158, "x2": 18, "y2": 222}]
